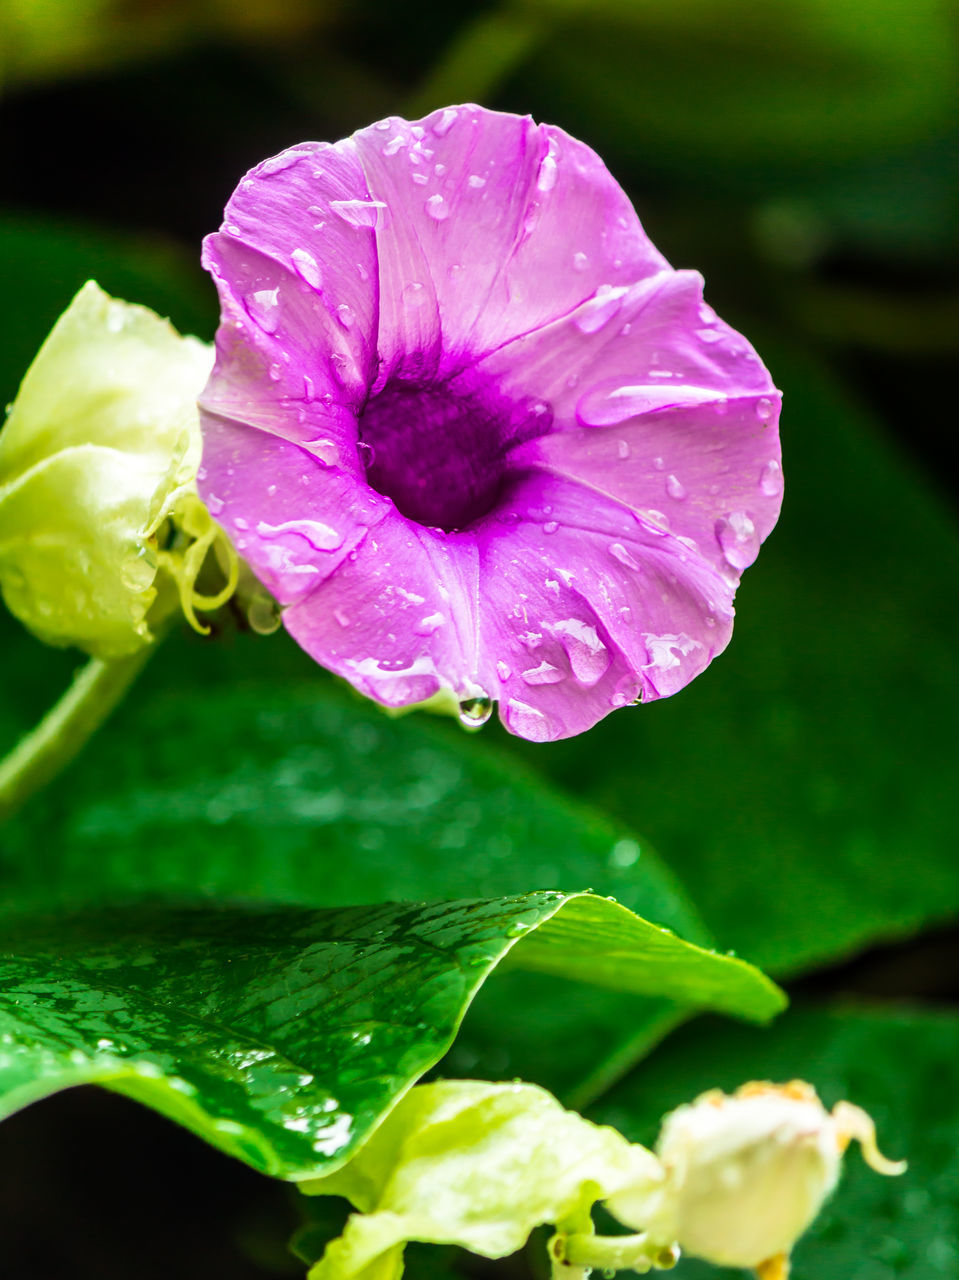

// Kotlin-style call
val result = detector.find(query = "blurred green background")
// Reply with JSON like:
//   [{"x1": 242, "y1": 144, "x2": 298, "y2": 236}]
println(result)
[{"x1": 1, "y1": 0, "x2": 958, "y2": 1277}]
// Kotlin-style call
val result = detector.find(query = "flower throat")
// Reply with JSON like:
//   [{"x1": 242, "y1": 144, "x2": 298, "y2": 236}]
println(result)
[{"x1": 357, "y1": 377, "x2": 551, "y2": 532}]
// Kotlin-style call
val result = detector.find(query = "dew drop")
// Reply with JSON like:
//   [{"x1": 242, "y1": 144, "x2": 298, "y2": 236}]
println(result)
[
  {"x1": 334, "y1": 607, "x2": 350, "y2": 627},
  {"x1": 358, "y1": 440, "x2": 376, "y2": 468},
  {"x1": 617, "y1": 439, "x2": 630, "y2": 460},
  {"x1": 574, "y1": 284, "x2": 628, "y2": 335},
  {"x1": 468, "y1": 174, "x2": 487, "y2": 189},
  {"x1": 521, "y1": 661, "x2": 566, "y2": 686},
  {"x1": 206, "y1": 493, "x2": 224, "y2": 516},
  {"x1": 245, "y1": 288, "x2": 279, "y2": 333},
  {"x1": 756, "y1": 396, "x2": 775, "y2": 423},
  {"x1": 537, "y1": 151, "x2": 558, "y2": 193},
  {"x1": 414, "y1": 612, "x2": 446, "y2": 636},
  {"x1": 291, "y1": 248, "x2": 322, "y2": 289},
  {"x1": 256, "y1": 518, "x2": 342, "y2": 552},
  {"x1": 425, "y1": 194, "x2": 449, "y2": 221},
  {"x1": 411, "y1": 171, "x2": 428, "y2": 185},
  {"x1": 665, "y1": 474, "x2": 687, "y2": 500},
  {"x1": 403, "y1": 281, "x2": 427, "y2": 306},
  {"x1": 505, "y1": 699, "x2": 554, "y2": 742},
  {"x1": 696, "y1": 326, "x2": 723, "y2": 344},
  {"x1": 552, "y1": 618, "x2": 610, "y2": 686},
  {"x1": 609, "y1": 542, "x2": 640, "y2": 570},
  {"x1": 715, "y1": 511, "x2": 760, "y2": 570},
  {"x1": 760, "y1": 458, "x2": 783, "y2": 497},
  {"x1": 432, "y1": 107, "x2": 459, "y2": 137},
  {"x1": 543, "y1": 520, "x2": 559, "y2": 534},
  {"x1": 259, "y1": 149, "x2": 312, "y2": 176},
  {"x1": 336, "y1": 303, "x2": 354, "y2": 329},
  {"x1": 330, "y1": 199, "x2": 387, "y2": 229},
  {"x1": 573, "y1": 251, "x2": 589, "y2": 271},
  {"x1": 459, "y1": 695, "x2": 493, "y2": 728},
  {"x1": 383, "y1": 134, "x2": 405, "y2": 157},
  {"x1": 496, "y1": 660, "x2": 511, "y2": 681}
]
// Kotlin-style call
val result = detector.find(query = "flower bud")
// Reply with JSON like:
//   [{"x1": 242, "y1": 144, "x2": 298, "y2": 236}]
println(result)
[
  {"x1": 608, "y1": 1080, "x2": 904, "y2": 1278},
  {"x1": 0, "y1": 281, "x2": 234, "y2": 659}
]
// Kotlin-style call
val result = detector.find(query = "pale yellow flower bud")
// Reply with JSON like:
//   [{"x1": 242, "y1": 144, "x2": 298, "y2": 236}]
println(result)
[
  {"x1": 0, "y1": 281, "x2": 235, "y2": 659},
  {"x1": 608, "y1": 1080, "x2": 904, "y2": 1278}
]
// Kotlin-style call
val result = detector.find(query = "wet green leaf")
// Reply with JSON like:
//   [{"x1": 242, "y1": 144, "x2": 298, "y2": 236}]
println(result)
[
  {"x1": 0, "y1": 893, "x2": 781, "y2": 1179},
  {"x1": 0, "y1": 671, "x2": 722, "y2": 1100},
  {"x1": 590, "y1": 1004, "x2": 958, "y2": 1279}
]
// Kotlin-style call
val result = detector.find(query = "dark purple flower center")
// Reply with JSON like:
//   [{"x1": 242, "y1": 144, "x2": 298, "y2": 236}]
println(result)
[{"x1": 357, "y1": 376, "x2": 552, "y2": 532}]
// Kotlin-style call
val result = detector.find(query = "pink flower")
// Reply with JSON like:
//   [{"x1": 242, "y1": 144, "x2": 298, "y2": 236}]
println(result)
[{"x1": 199, "y1": 105, "x2": 782, "y2": 742}]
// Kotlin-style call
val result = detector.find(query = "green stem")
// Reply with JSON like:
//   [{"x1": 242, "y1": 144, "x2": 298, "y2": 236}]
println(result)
[
  {"x1": 551, "y1": 1231, "x2": 679, "y2": 1275},
  {"x1": 0, "y1": 646, "x2": 154, "y2": 823}
]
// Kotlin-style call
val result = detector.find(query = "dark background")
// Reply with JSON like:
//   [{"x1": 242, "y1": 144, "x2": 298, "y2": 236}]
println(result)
[{"x1": 2, "y1": 1, "x2": 958, "y2": 1276}]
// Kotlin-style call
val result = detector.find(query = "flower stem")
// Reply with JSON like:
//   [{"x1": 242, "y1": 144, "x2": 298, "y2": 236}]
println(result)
[
  {"x1": 0, "y1": 647, "x2": 154, "y2": 823},
  {"x1": 550, "y1": 1231, "x2": 680, "y2": 1276}
]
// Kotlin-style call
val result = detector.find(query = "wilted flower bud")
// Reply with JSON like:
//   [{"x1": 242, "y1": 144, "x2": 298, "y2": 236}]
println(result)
[
  {"x1": 609, "y1": 1080, "x2": 905, "y2": 1279},
  {"x1": 0, "y1": 281, "x2": 235, "y2": 659}
]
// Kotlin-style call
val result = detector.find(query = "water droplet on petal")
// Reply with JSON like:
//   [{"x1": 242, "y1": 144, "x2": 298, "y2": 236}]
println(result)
[
  {"x1": 459, "y1": 695, "x2": 493, "y2": 728},
  {"x1": 330, "y1": 199, "x2": 387, "y2": 229},
  {"x1": 496, "y1": 660, "x2": 511, "y2": 681},
  {"x1": 256, "y1": 518, "x2": 342, "y2": 552},
  {"x1": 258, "y1": 149, "x2": 313, "y2": 176},
  {"x1": 206, "y1": 493, "x2": 224, "y2": 516},
  {"x1": 425, "y1": 193, "x2": 449, "y2": 221},
  {"x1": 468, "y1": 174, "x2": 487, "y2": 189},
  {"x1": 403, "y1": 281, "x2": 427, "y2": 306},
  {"x1": 414, "y1": 612, "x2": 446, "y2": 636},
  {"x1": 715, "y1": 511, "x2": 760, "y2": 570},
  {"x1": 245, "y1": 288, "x2": 280, "y2": 333},
  {"x1": 617, "y1": 439, "x2": 630, "y2": 460},
  {"x1": 574, "y1": 284, "x2": 628, "y2": 334},
  {"x1": 432, "y1": 107, "x2": 459, "y2": 136},
  {"x1": 357, "y1": 440, "x2": 375, "y2": 468},
  {"x1": 756, "y1": 396, "x2": 775, "y2": 423},
  {"x1": 521, "y1": 661, "x2": 566, "y2": 686},
  {"x1": 760, "y1": 458, "x2": 784, "y2": 496},
  {"x1": 543, "y1": 520, "x2": 559, "y2": 534},
  {"x1": 537, "y1": 150, "x2": 559, "y2": 193},
  {"x1": 291, "y1": 248, "x2": 322, "y2": 289},
  {"x1": 696, "y1": 326, "x2": 723, "y2": 344},
  {"x1": 336, "y1": 303, "x2": 354, "y2": 329},
  {"x1": 666, "y1": 474, "x2": 687, "y2": 500},
  {"x1": 573, "y1": 251, "x2": 589, "y2": 271},
  {"x1": 383, "y1": 134, "x2": 406, "y2": 157},
  {"x1": 552, "y1": 618, "x2": 610, "y2": 686},
  {"x1": 411, "y1": 171, "x2": 428, "y2": 186},
  {"x1": 505, "y1": 699, "x2": 554, "y2": 742},
  {"x1": 334, "y1": 607, "x2": 350, "y2": 627},
  {"x1": 610, "y1": 674, "x2": 643, "y2": 708},
  {"x1": 609, "y1": 542, "x2": 640, "y2": 570}
]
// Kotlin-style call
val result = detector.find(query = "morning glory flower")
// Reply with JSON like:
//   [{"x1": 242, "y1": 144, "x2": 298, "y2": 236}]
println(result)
[{"x1": 199, "y1": 105, "x2": 782, "y2": 741}]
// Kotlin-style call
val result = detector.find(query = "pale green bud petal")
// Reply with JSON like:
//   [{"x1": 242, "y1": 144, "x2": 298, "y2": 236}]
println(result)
[
  {"x1": 608, "y1": 1080, "x2": 905, "y2": 1277},
  {"x1": 0, "y1": 281, "x2": 230, "y2": 658},
  {"x1": 303, "y1": 1080, "x2": 665, "y2": 1280}
]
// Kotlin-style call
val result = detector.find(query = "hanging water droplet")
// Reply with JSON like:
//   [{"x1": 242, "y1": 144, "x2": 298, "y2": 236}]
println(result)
[
  {"x1": 666, "y1": 473, "x2": 687, "y2": 500},
  {"x1": 291, "y1": 247, "x2": 322, "y2": 289},
  {"x1": 760, "y1": 458, "x2": 783, "y2": 496},
  {"x1": 458, "y1": 695, "x2": 493, "y2": 728}
]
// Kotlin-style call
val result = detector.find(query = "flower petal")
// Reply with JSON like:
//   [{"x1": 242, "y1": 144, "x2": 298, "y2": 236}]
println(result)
[
  {"x1": 349, "y1": 105, "x2": 667, "y2": 376},
  {"x1": 478, "y1": 474, "x2": 734, "y2": 740}
]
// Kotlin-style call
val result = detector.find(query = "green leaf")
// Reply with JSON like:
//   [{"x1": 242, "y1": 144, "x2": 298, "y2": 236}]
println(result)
[
  {"x1": 0, "y1": 893, "x2": 781, "y2": 1180},
  {"x1": 589, "y1": 1004, "x2": 957, "y2": 1279},
  {"x1": 0, "y1": 673, "x2": 722, "y2": 1100},
  {"x1": 504, "y1": 341, "x2": 959, "y2": 978}
]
